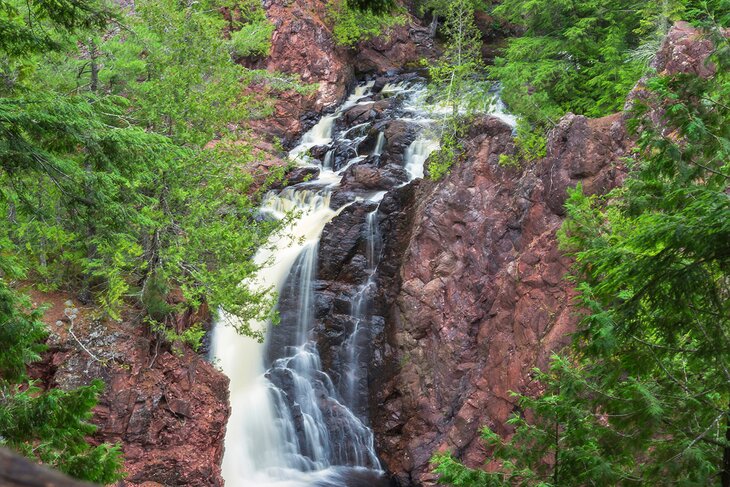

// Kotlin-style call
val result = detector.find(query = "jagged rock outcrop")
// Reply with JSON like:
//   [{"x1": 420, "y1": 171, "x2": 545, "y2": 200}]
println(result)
[
  {"x1": 246, "y1": 0, "x2": 434, "y2": 145},
  {"x1": 29, "y1": 293, "x2": 229, "y2": 487}
]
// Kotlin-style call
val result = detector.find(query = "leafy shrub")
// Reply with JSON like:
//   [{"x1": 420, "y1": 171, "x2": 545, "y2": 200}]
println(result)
[
  {"x1": 329, "y1": 0, "x2": 406, "y2": 47},
  {"x1": 498, "y1": 119, "x2": 546, "y2": 168},
  {"x1": 229, "y1": 18, "x2": 274, "y2": 58}
]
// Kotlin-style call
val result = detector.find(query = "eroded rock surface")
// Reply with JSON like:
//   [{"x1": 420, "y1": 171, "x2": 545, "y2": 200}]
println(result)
[
  {"x1": 29, "y1": 294, "x2": 229, "y2": 487},
  {"x1": 367, "y1": 114, "x2": 627, "y2": 485},
  {"x1": 246, "y1": 0, "x2": 433, "y2": 146}
]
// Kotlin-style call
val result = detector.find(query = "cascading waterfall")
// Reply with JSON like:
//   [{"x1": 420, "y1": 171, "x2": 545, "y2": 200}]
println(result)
[
  {"x1": 212, "y1": 75, "x2": 515, "y2": 486},
  {"x1": 341, "y1": 204, "x2": 383, "y2": 415}
]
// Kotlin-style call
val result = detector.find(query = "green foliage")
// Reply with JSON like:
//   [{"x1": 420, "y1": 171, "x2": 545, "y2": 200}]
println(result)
[
  {"x1": 425, "y1": 0, "x2": 489, "y2": 180},
  {"x1": 427, "y1": 117, "x2": 466, "y2": 180},
  {"x1": 0, "y1": 280, "x2": 124, "y2": 482},
  {"x1": 0, "y1": 0, "x2": 112, "y2": 55},
  {"x1": 147, "y1": 318, "x2": 206, "y2": 355},
  {"x1": 226, "y1": 0, "x2": 274, "y2": 59},
  {"x1": 427, "y1": 0, "x2": 484, "y2": 116},
  {"x1": 230, "y1": 21, "x2": 274, "y2": 58},
  {"x1": 0, "y1": 0, "x2": 295, "y2": 479},
  {"x1": 416, "y1": 0, "x2": 492, "y2": 23},
  {"x1": 329, "y1": 0, "x2": 406, "y2": 47},
  {"x1": 498, "y1": 119, "x2": 546, "y2": 168},
  {"x1": 432, "y1": 22, "x2": 730, "y2": 487},
  {"x1": 348, "y1": 0, "x2": 395, "y2": 14},
  {"x1": 1, "y1": 0, "x2": 287, "y2": 330},
  {"x1": 491, "y1": 0, "x2": 729, "y2": 127},
  {"x1": 95, "y1": 0, "x2": 264, "y2": 145}
]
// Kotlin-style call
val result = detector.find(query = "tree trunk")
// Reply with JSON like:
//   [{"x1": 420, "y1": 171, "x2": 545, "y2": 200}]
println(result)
[
  {"x1": 722, "y1": 405, "x2": 730, "y2": 487},
  {"x1": 0, "y1": 447, "x2": 97, "y2": 486},
  {"x1": 88, "y1": 39, "x2": 98, "y2": 93}
]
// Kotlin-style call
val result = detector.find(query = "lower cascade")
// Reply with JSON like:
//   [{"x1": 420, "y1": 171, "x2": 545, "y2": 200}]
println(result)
[{"x1": 212, "y1": 75, "x2": 512, "y2": 486}]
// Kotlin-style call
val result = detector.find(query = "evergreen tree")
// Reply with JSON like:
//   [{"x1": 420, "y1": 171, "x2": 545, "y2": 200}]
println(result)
[
  {"x1": 1, "y1": 0, "x2": 288, "y2": 335},
  {"x1": 0, "y1": 262, "x2": 123, "y2": 482},
  {"x1": 490, "y1": 0, "x2": 729, "y2": 126}
]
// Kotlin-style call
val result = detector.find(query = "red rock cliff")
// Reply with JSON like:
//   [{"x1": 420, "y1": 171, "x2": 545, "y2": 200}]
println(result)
[
  {"x1": 369, "y1": 21, "x2": 719, "y2": 486},
  {"x1": 244, "y1": 0, "x2": 433, "y2": 145},
  {"x1": 371, "y1": 113, "x2": 626, "y2": 486}
]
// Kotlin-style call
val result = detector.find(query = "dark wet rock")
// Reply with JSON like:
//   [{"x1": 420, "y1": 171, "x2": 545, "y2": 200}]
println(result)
[
  {"x1": 309, "y1": 145, "x2": 331, "y2": 160},
  {"x1": 340, "y1": 164, "x2": 409, "y2": 191},
  {"x1": 342, "y1": 100, "x2": 393, "y2": 128},
  {"x1": 379, "y1": 120, "x2": 418, "y2": 165},
  {"x1": 318, "y1": 203, "x2": 373, "y2": 283},
  {"x1": 270, "y1": 166, "x2": 321, "y2": 190}
]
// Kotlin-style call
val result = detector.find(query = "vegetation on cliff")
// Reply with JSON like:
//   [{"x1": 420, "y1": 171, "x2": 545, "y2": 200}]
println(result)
[
  {"x1": 329, "y1": 0, "x2": 407, "y2": 47},
  {"x1": 425, "y1": 0, "x2": 484, "y2": 179},
  {"x1": 432, "y1": 4, "x2": 730, "y2": 486}
]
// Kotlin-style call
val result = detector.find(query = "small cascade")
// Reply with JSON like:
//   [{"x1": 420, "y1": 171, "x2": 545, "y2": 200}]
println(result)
[
  {"x1": 404, "y1": 136, "x2": 440, "y2": 180},
  {"x1": 372, "y1": 132, "x2": 386, "y2": 156},
  {"x1": 213, "y1": 74, "x2": 510, "y2": 486},
  {"x1": 341, "y1": 204, "x2": 383, "y2": 414}
]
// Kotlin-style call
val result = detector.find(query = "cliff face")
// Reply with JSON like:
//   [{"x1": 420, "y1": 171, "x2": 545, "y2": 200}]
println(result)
[
  {"x1": 29, "y1": 292, "x2": 229, "y2": 487},
  {"x1": 365, "y1": 21, "x2": 718, "y2": 486},
  {"x1": 370, "y1": 114, "x2": 627, "y2": 485},
  {"x1": 245, "y1": 0, "x2": 433, "y2": 145}
]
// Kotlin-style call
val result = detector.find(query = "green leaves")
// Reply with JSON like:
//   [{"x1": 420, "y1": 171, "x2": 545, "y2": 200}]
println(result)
[
  {"x1": 488, "y1": 0, "x2": 730, "y2": 126},
  {"x1": 425, "y1": 0, "x2": 487, "y2": 180},
  {"x1": 329, "y1": 0, "x2": 406, "y2": 47}
]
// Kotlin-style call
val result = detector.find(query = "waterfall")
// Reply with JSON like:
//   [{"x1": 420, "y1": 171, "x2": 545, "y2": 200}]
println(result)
[
  {"x1": 212, "y1": 77, "x2": 454, "y2": 486},
  {"x1": 341, "y1": 205, "x2": 383, "y2": 414},
  {"x1": 404, "y1": 136, "x2": 440, "y2": 180},
  {"x1": 372, "y1": 132, "x2": 385, "y2": 156}
]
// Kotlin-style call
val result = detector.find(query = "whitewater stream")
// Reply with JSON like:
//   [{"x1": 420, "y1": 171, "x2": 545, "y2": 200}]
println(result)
[{"x1": 212, "y1": 76, "x2": 514, "y2": 486}]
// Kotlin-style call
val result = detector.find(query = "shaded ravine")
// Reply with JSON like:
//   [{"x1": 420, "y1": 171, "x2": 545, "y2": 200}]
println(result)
[{"x1": 212, "y1": 76, "x2": 515, "y2": 486}]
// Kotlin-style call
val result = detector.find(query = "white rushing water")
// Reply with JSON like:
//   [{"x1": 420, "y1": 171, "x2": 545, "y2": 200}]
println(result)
[{"x1": 212, "y1": 76, "x2": 513, "y2": 486}]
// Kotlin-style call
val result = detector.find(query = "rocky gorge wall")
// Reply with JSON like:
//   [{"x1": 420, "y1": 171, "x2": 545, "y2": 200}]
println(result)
[
  {"x1": 304, "y1": 101, "x2": 628, "y2": 486},
  {"x1": 371, "y1": 113, "x2": 627, "y2": 485},
  {"x1": 363, "y1": 21, "x2": 718, "y2": 486}
]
